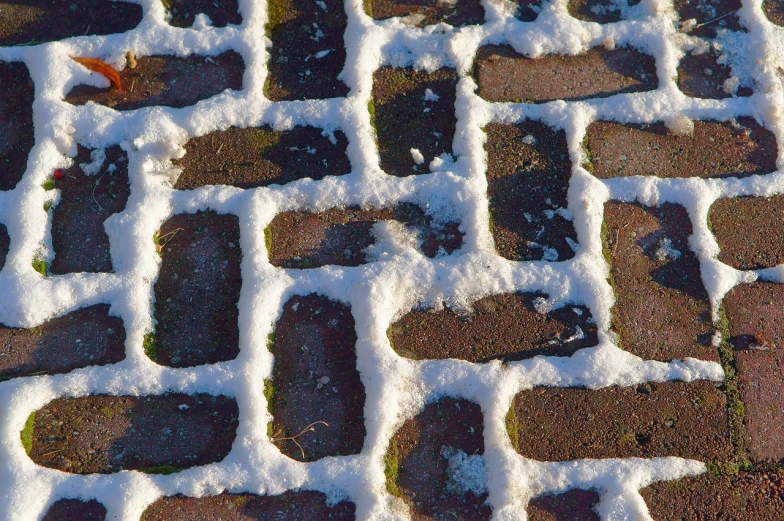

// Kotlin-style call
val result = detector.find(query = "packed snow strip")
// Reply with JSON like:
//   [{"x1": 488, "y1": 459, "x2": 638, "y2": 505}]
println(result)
[{"x1": 0, "y1": 0, "x2": 782, "y2": 519}]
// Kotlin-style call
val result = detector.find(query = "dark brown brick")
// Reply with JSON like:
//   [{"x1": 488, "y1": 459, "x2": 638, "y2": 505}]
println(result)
[
  {"x1": 528, "y1": 490, "x2": 600, "y2": 521},
  {"x1": 388, "y1": 292, "x2": 597, "y2": 362},
  {"x1": 267, "y1": 204, "x2": 462, "y2": 269},
  {"x1": 0, "y1": 62, "x2": 34, "y2": 190},
  {"x1": 141, "y1": 491, "x2": 355, "y2": 520},
  {"x1": 0, "y1": 224, "x2": 9, "y2": 270},
  {"x1": 604, "y1": 203, "x2": 716, "y2": 362},
  {"x1": 568, "y1": 0, "x2": 640, "y2": 24},
  {"x1": 387, "y1": 398, "x2": 491, "y2": 521},
  {"x1": 641, "y1": 472, "x2": 784, "y2": 520},
  {"x1": 764, "y1": 0, "x2": 784, "y2": 26},
  {"x1": 174, "y1": 126, "x2": 351, "y2": 190},
  {"x1": 166, "y1": 0, "x2": 241, "y2": 28},
  {"x1": 508, "y1": 381, "x2": 731, "y2": 462},
  {"x1": 42, "y1": 500, "x2": 106, "y2": 521},
  {"x1": 265, "y1": 0, "x2": 348, "y2": 101},
  {"x1": 474, "y1": 45, "x2": 657, "y2": 103},
  {"x1": 485, "y1": 121, "x2": 576, "y2": 262},
  {"x1": 28, "y1": 394, "x2": 238, "y2": 474},
  {"x1": 268, "y1": 295, "x2": 366, "y2": 462},
  {"x1": 710, "y1": 195, "x2": 784, "y2": 270},
  {"x1": 678, "y1": 49, "x2": 753, "y2": 99},
  {"x1": 586, "y1": 118, "x2": 777, "y2": 179},
  {"x1": 0, "y1": 0, "x2": 142, "y2": 46},
  {"x1": 152, "y1": 212, "x2": 242, "y2": 367},
  {"x1": 51, "y1": 145, "x2": 131, "y2": 274},
  {"x1": 0, "y1": 305, "x2": 125, "y2": 381},
  {"x1": 373, "y1": 68, "x2": 457, "y2": 177},
  {"x1": 724, "y1": 282, "x2": 784, "y2": 463},
  {"x1": 65, "y1": 52, "x2": 244, "y2": 111},
  {"x1": 675, "y1": 0, "x2": 743, "y2": 38},
  {"x1": 369, "y1": 0, "x2": 483, "y2": 26},
  {"x1": 515, "y1": 1, "x2": 544, "y2": 22}
]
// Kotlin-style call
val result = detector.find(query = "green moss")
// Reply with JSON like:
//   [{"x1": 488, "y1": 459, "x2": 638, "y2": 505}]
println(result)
[
  {"x1": 32, "y1": 255, "x2": 48, "y2": 276},
  {"x1": 707, "y1": 461, "x2": 740, "y2": 475},
  {"x1": 43, "y1": 200, "x2": 53, "y2": 212},
  {"x1": 364, "y1": 0, "x2": 373, "y2": 16},
  {"x1": 266, "y1": 332, "x2": 276, "y2": 352},
  {"x1": 505, "y1": 405, "x2": 520, "y2": 451},
  {"x1": 266, "y1": 0, "x2": 288, "y2": 33},
  {"x1": 581, "y1": 137, "x2": 594, "y2": 173},
  {"x1": 264, "y1": 377, "x2": 275, "y2": 438},
  {"x1": 264, "y1": 226, "x2": 272, "y2": 254},
  {"x1": 244, "y1": 128, "x2": 280, "y2": 151},
  {"x1": 139, "y1": 465, "x2": 182, "y2": 475},
  {"x1": 143, "y1": 331, "x2": 157, "y2": 362},
  {"x1": 367, "y1": 99, "x2": 377, "y2": 137},
  {"x1": 384, "y1": 442, "x2": 400, "y2": 496},
  {"x1": 42, "y1": 178, "x2": 56, "y2": 191},
  {"x1": 487, "y1": 209, "x2": 495, "y2": 237},
  {"x1": 160, "y1": 0, "x2": 171, "y2": 9},
  {"x1": 20, "y1": 412, "x2": 35, "y2": 454}
]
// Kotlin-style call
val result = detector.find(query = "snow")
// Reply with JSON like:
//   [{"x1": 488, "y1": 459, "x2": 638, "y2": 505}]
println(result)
[{"x1": 0, "y1": 0, "x2": 781, "y2": 519}]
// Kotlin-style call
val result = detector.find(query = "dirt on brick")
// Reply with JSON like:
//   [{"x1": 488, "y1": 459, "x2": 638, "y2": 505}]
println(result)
[
  {"x1": 0, "y1": 0, "x2": 142, "y2": 46},
  {"x1": 165, "y1": 0, "x2": 242, "y2": 28},
  {"x1": 387, "y1": 398, "x2": 491, "y2": 521},
  {"x1": 710, "y1": 195, "x2": 784, "y2": 270},
  {"x1": 568, "y1": 0, "x2": 640, "y2": 24},
  {"x1": 586, "y1": 118, "x2": 776, "y2": 179},
  {"x1": 173, "y1": 126, "x2": 351, "y2": 190},
  {"x1": 724, "y1": 281, "x2": 784, "y2": 463},
  {"x1": 641, "y1": 472, "x2": 784, "y2": 520},
  {"x1": 508, "y1": 380, "x2": 731, "y2": 462},
  {"x1": 764, "y1": 0, "x2": 784, "y2": 26},
  {"x1": 474, "y1": 44, "x2": 657, "y2": 103},
  {"x1": 268, "y1": 294, "x2": 365, "y2": 462},
  {"x1": 64, "y1": 52, "x2": 244, "y2": 111},
  {"x1": 42, "y1": 500, "x2": 106, "y2": 521},
  {"x1": 267, "y1": 204, "x2": 463, "y2": 269},
  {"x1": 28, "y1": 394, "x2": 238, "y2": 474},
  {"x1": 674, "y1": 0, "x2": 744, "y2": 38},
  {"x1": 0, "y1": 61, "x2": 34, "y2": 191},
  {"x1": 485, "y1": 120, "x2": 577, "y2": 262},
  {"x1": 0, "y1": 304, "x2": 125, "y2": 382},
  {"x1": 528, "y1": 490, "x2": 600, "y2": 521},
  {"x1": 50, "y1": 145, "x2": 130, "y2": 274},
  {"x1": 678, "y1": 49, "x2": 753, "y2": 99},
  {"x1": 152, "y1": 211, "x2": 242, "y2": 367},
  {"x1": 141, "y1": 491, "x2": 355, "y2": 521},
  {"x1": 388, "y1": 292, "x2": 597, "y2": 362},
  {"x1": 265, "y1": 0, "x2": 348, "y2": 101},
  {"x1": 604, "y1": 202, "x2": 717, "y2": 362},
  {"x1": 368, "y1": 0, "x2": 483, "y2": 27},
  {"x1": 373, "y1": 67, "x2": 458, "y2": 177}
]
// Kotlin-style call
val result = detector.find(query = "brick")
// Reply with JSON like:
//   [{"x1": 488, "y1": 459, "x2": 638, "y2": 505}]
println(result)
[
  {"x1": 166, "y1": 0, "x2": 241, "y2": 28},
  {"x1": 474, "y1": 45, "x2": 657, "y2": 103},
  {"x1": 387, "y1": 398, "x2": 491, "y2": 521},
  {"x1": 674, "y1": 0, "x2": 743, "y2": 38},
  {"x1": 604, "y1": 203, "x2": 716, "y2": 362},
  {"x1": 268, "y1": 295, "x2": 365, "y2": 461},
  {"x1": 373, "y1": 67, "x2": 457, "y2": 177},
  {"x1": 710, "y1": 195, "x2": 784, "y2": 270},
  {"x1": 0, "y1": 62, "x2": 34, "y2": 190},
  {"x1": 485, "y1": 121, "x2": 576, "y2": 262},
  {"x1": 28, "y1": 394, "x2": 238, "y2": 474},
  {"x1": 267, "y1": 204, "x2": 462, "y2": 268},
  {"x1": 65, "y1": 52, "x2": 244, "y2": 111},
  {"x1": 508, "y1": 381, "x2": 731, "y2": 462},
  {"x1": 0, "y1": 305, "x2": 125, "y2": 381},
  {"x1": 641, "y1": 472, "x2": 784, "y2": 520},
  {"x1": 678, "y1": 49, "x2": 752, "y2": 99},
  {"x1": 174, "y1": 126, "x2": 351, "y2": 190},
  {"x1": 42, "y1": 500, "x2": 106, "y2": 521},
  {"x1": 265, "y1": 0, "x2": 348, "y2": 100},
  {"x1": 724, "y1": 282, "x2": 784, "y2": 462},
  {"x1": 388, "y1": 292, "x2": 597, "y2": 362},
  {"x1": 764, "y1": 0, "x2": 784, "y2": 26},
  {"x1": 152, "y1": 212, "x2": 242, "y2": 367},
  {"x1": 528, "y1": 490, "x2": 600, "y2": 521},
  {"x1": 586, "y1": 118, "x2": 776, "y2": 179},
  {"x1": 51, "y1": 145, "x2": 131, "y2": 274},
  {"x1": 568, "y1": 0, "x2": 640, "y2": 24},
  {"x1": 369, "y1": 0, "x2": 483, "y2": 27}
]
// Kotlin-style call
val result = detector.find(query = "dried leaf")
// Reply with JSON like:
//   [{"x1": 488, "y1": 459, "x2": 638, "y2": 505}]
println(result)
[{"x1": 71, "y1": 57, "x2": 123, "y2": 92}]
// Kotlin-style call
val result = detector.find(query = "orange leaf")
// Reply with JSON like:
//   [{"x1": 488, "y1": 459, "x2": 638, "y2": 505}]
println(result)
[{"x1": 71, "y1": 57, "x2": 123, "y2": 92}]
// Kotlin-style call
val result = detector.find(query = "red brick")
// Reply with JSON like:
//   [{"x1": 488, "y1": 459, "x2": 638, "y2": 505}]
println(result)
[{"x1": 710, "y1": 196, "x2": 784, "y2": 270}]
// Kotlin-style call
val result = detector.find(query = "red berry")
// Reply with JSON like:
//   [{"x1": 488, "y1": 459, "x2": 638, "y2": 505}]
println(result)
[{"x1": 53, "y1": 169, "x2": 64, "y2": 180}]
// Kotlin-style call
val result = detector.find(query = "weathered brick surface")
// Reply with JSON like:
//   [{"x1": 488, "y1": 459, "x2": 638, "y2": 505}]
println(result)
[
  {"x1": 710, "y1": 195, "x2": 784, "y2": 270},
  {"x1": 641, "y1": 472, "x2": 784, "y2": 520},
  {"x1": 528, "y1": 490, "x2": 600, "y2": 521},
  {"x1": 0, "y1": 62, "x2": 34, "y2": 190},
  {"x1": 42, "y1": 500, "x2": 106, "y2": 521},
  {"x1": 508, "y1": 381, "x2": 731, "y2": 462},
  {"x1": 568, "y1": 0, "x2": 639, "y2": 24},
  {"x1": 485, "y1": 121, "x2": 576, "y2": 262},
  {"x1": 678, "y1": 49, "x2": 753, "y2": 99},
  {"x1": 388, "y1": 292, "x2": 597, "y2": 362},
  {"x1": 166, "y1": 0, "x2": 241, "y2": 28},
  {"x1": 725, "y1": 282, "x2": 784, "y2": 463},
  {"x1": 604, "y1": 203, "x2": 716, "y2": 362},
  {"x1": 586, "y1": 118, "x2": 776, "y2": 179},
  {"x1": 268, "y1": 295, "x2": 365, "y2": 461},
  {"x1": 369, "y1": 0, "x2": 483, "y2": 27},
  {"x1": 474, "y1": 45, "x2": 657, "y2": 103}
]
